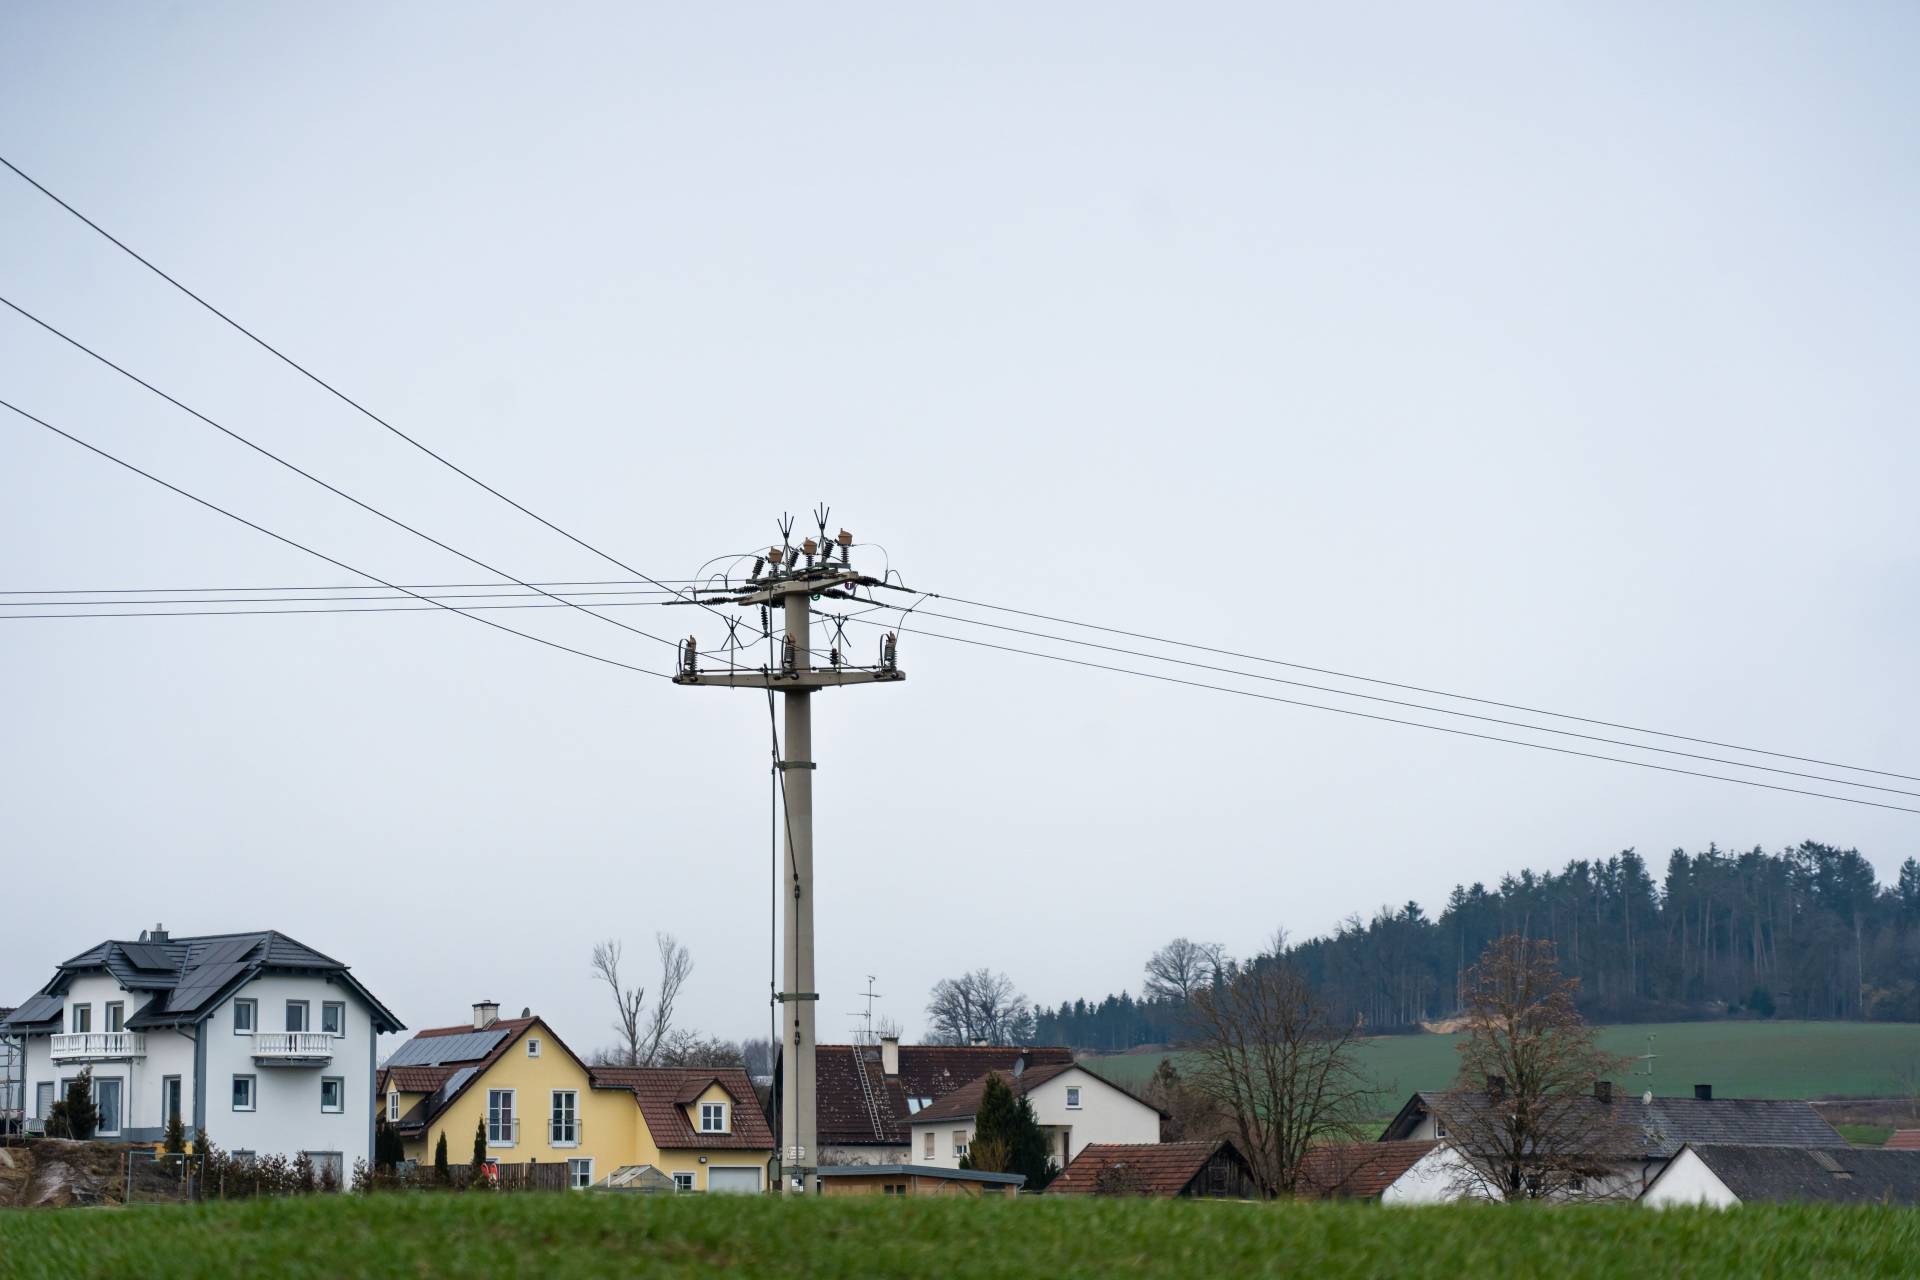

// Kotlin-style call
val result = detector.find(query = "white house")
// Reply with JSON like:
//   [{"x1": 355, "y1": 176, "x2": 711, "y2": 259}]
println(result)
[
  {"x1": 0, "y1": 926, "x2": 403, "y2": 1180},
  {"x1": 907, "y1": 1062, "x2": 1161, "y2": 1172},
  {"x1": 1641, "y1": 1143, "x2": 1920, "y2": 1209}
]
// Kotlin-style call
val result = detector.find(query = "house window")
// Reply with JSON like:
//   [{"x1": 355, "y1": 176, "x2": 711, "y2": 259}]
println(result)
[
  {"x1": 568, "y1": 1158, "x2": 594, "y2": 1189},
  {"x1": 552, "y1": 1090, "x2": 579, "y2": 1145},
  {"x1": 94, "y1": 1078, "x2": 123, "y2": 1136},
  {"x1": 953, "y1": 1130, "x2": 968, "y2": 1159},
  {"x1": 699, "y1": 1102, "x2": 728, "y2": 1134},
  {"x1": 233, "y1": 999, "x2": 256, "y2": 1034},
  {"x1": 321, "y1": 1077, "x2": 344, "y2": 1114},
  {"x1": 70, "y1": 1004, "x2": 91, "y2": 1034},
  {"x1": 162, "y1": 1076, "x2": 182, "y2": 1127},
  {"x1": 387, "y1": 1092, "x2": 399, "y2": 1122},
  {"x1": 672, "y1": 1172, "x2": 695, "y2": 1192},
  {"x1": 1065, "y1": 1086, "x2": 1082, "y2": 1110},
  {"x1": 34, "y1": 1082, "x2": 53, "y2": 1122},
  {"x1": 527, "y1": 1038, "x2": 541, "y2": 1058},
  {"x1": 285, "y1": 1000, "x2": 310, "y2": 1033},
  {"x1": 321, "y1": 1002, "x2": 345, "y2": 1036},
  {"x1": 923, "y1": 1131, "x2": 935, "y2": 1159},
  {"x1": 487, "y1": 1089, "x2": 516, "y2": 1144},
  {"x1": 232, "y1": 1075, "x2": 256, "y2": 1112},
  {"x1": 105, "y1": 1002, "x2": 125, "y2": 1034},
  {"x1": 303, "y1": 1152, "x2": 344, "y2": 1189}
]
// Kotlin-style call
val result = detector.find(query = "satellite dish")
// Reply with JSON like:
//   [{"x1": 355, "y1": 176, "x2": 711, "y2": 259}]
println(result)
[{"x1": 1642, "y1": 1090, "x2": 1654, "y2": 1105}]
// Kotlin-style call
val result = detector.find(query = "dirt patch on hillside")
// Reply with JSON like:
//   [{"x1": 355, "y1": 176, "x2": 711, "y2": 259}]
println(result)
[{"x1": 0, "y1": 1139, "x2": 158, "y2": 1208}]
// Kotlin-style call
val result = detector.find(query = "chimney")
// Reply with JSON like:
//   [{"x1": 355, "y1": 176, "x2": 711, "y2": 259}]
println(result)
[
  {"x1": 145, "y1": 923, "x2": 169, "y2": 944},
  {"x1": 473, "y1": 1000, "x2": 500, "y2": 1030},
  {"x1": 879, "y1": 1035, "x2": 899, "y2": 1077},
  {"x1": 1485, "y1": 1075, "x2": 1506, "y2": 1100},
  {"x1": 1594, "y1": 1080, "x2": 1613, "y2": 1104},
  {"x1": 970, "y1": 1037, "x2": 988, "y2": 1048},
  {"x1": 1694, "y1": 1084, "x2": 1712, "y2": 1101}
]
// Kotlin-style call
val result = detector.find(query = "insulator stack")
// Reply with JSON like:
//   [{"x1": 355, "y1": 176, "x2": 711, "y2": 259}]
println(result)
[
  {"x1": 782, "y1": 635, "x2": 797, "y2": 673},
  {"x1": 880, "y1": 632, "x2": 898, "y2": 671},
  {"x1": 750, "y1": 555, "x2": 766, "y2": 579},
  {"x1": 680, "y1": 635, "x2": 698, "y2": 677},
  {"x1": 760, "y1": 604, "x2": 772, "y2": 635}
]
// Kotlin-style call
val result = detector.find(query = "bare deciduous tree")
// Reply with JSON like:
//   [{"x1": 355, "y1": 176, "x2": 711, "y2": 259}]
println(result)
[
  {"x1": 1144, "y1": 937, "x2": 1227, "y2": 1004},
  {"x1": 1438, "y1": 934, "x2": 1634, "y2": 1201},
  {"x1": 1185, "y1": 951, "x2": 1377, "y2": 1197},
  {"x1": 590, "y1": 932, "x2": 694, "y2": 1067},
  {"x1": 925, "y1": 969, "x2": 1034, "y2": 1045}
]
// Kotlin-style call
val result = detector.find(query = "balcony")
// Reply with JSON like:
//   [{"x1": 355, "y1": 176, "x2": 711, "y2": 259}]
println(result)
[
  {"x1": 251, "y1": 1031, "x2": 334, "y2": 1066},
  {"x1": 550, "y1": 1117, "x2": 584, "y2": 1148},
  {"x1": 51, "y1": 1032, "x2": 146, "y2": 1061}
]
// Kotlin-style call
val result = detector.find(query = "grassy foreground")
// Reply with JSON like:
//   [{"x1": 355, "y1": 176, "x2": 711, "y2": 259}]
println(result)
[
  {"x1": 4, "y1": 1194, "x2": 1919, "y2": 1280},
  {"x1": 1090, "y1": 1020, "x2": 1920, "y2": 1102}
]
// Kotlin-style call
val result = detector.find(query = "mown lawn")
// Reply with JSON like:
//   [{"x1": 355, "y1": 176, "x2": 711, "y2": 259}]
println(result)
[
  {"x1": 1089, "y1": 1020, "x2": 1920, "y2": 1105},
  {"x1": 3, "y1": 1193, "x2": 1919, "y2": 1280}
]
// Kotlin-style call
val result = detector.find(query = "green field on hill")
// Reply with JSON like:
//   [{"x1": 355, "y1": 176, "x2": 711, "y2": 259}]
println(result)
[
  {"x1": 3, "y1": 1193, "x2": 1919, "y2": 1280},
  {"x1": 1087, "y1": 1020, "x2": 1920, "y2": 1108}
]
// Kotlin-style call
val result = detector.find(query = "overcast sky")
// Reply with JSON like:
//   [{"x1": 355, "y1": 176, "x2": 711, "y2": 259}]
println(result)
[{"x1": 3, "y1": 3, "x2": 1916, "y2": 1054}]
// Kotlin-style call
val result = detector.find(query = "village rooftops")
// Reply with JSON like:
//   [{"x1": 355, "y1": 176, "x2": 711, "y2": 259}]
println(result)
[
  {"x1": 589, "y1": 1066, "x2": 774, "y2": 1151},
  {"x1": 1654, "y1": 1143, "x2": 1920, "y2": 1205},
  {"x1": 1048, "y1": 1141, "x2": 1249, "y2": 1197},
  {"x1": 1382, "y1": 1087, "x2": 1847, "y2": 1159},
  {"x1": 808, "y1": 1043, "x2": 1075, "y2": 1148},
  {"x1": 1297, "y1": 1140, "x2": 1440, "y2": 1199}
]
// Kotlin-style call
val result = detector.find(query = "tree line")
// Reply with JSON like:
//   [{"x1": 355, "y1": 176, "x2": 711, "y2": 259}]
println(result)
[{"x1": 1024, "y1": 842, "x2": 1920, "y2": 1051}]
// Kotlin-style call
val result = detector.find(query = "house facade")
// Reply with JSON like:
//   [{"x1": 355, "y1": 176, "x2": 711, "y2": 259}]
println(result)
[
  {"x1": 802, "y1": 1038, "x2": 1076, "y2": 1165},
  {"x1": 906, "y1": 1062, "x2": 1161, "y2": 1172},
  {"x1": 381, "y1": 1003, "x2": 773, "y2": 1192},
  {"x1": 0, "y1": 927, "x2": 402, "y2": 1176}
]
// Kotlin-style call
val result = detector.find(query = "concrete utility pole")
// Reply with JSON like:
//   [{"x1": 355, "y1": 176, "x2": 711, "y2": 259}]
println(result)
[{"x1": 674, "y1": 513, "x2": 904, "y2": 1193}]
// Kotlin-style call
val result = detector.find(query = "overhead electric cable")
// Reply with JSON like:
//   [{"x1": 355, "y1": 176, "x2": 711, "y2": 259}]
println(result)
[
  {"x1": 880, "y1": 588, "x2": 1920, "y2": 785},
  {"x1": 0, "y1": 399, "x2": 669, "y2": 678},
  {"x1": 0, "y1": 588, "x2": 684, "y2": 608},
  {"x1": 0, "y1": 154, "x2": 736, "y2": 628},
  {"x1": 0, "y1": 600, "x2": 688, "y2": 620},
  {"x1": 0, "y1": 294, "x2": 689, "y2": 655},
  {"x1": 0, "y1": 579, "x2": 709, "y2": 594},
  {"x1": 819, "y1": 611, "x2": 1920, "y2": 817},
  {"x1": 829, "y1": 602, "x2": 1920, "y2": 800}
]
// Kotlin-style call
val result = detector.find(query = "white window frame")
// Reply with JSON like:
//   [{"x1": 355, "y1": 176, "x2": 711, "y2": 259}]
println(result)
[
  {"x1": 568, "y1": 1157, "x2": 594, "y2": 1190},
  {"x1": 70, "y1": 1004, "x2": 91, "y2": 1034},
  {"x1": 285, "y1": 999, "x2": 310, "y2": 1033},
  {"x1": 232, "y1": 1074, "x2": 256, "y2": 1112},
  {"x1": 162, "y1": 1075, "x2": 182, "y2": 1127},
  {"x1": 923, "y1": 1131, "x2": 935, "y2": 1159},
  {"x1": 1065, "y1": 1085, "x2": 1082, "y2": 1110},
  {"x1": 320, "y1": 1076, "x2": 345, "y2": 1114},
  {"x1": 953, "y1": 1130, "x2": 968, "y2": 1159},
  {"x1": 232, "y1": 999, "x2": 257, "y2": 1034},
  {"x1": 699, "y1": 1101, "x2": 729, "y2": 1134},
  {"x1": 487, "y1": 1088, "x2": 517, "y2": 1146},
  {"x1": 105, "y1": 1001, "x2": 125, "y2": 1034},
  {"x1": 387, "y1": 1091, "x2": 399, "y2": 1122},
  {"x1": 93, "y1": 1076, "x2": 124, "y2": 1137},
  {"x1": 321, "y1": 1001, "x2": 346, "y2": 1037},
  {"x1": 672, "y1": 1171, "x2": 695, "y2": 1192},
  {"x1": 527, "y1": 1038, "x2": 541, "y2": 1058},
  {"x1": 551, "y1": 1090, "x2": 579, "y2": 1146}
]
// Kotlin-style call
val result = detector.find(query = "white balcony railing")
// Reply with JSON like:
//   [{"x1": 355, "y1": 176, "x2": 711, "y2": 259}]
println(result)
[
  {"x1": 251, "y1": 1031, "x2": 335, "y2": 1063},
  {"x1": 50, "y1": 1032, "x2": 145, "y2": 1061},
  {"x1": 487, "y1": 1119, "x2": 520, "y2": 1147},
  {"x1": 550, "y1": 1117, "x2": 584, "y2": 1147}
]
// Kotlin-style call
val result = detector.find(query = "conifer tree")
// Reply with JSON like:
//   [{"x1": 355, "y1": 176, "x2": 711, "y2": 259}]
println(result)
[{"x1": 434, "y1": 1131, "x2": 450, "y2": 1183}]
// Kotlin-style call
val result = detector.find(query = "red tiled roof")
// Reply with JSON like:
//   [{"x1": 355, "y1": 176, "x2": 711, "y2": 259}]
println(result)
[
  {"x1": 907, "y1": 1063, "x2": 1077, "y2": 1125},
  {"x1": 1296, "y1": 1140, "x2": 1438, "y2": 1198},
  {"x1": 1888, "y1": 1130, "x2": 1920, "y2": 1150},
  {"x1": 590, "y1": 1066, "x2": 773, "y2": 1151},
  {"x1": 1049, "y1": 1142, "x2": 1238, "y2": 1196},
  {"x1": 381, "y1": 1065, "x2": 459, "y2": 1094},
  {"x1": 812, "y1": 1044, "x2": 1075, "y2": 1147}
]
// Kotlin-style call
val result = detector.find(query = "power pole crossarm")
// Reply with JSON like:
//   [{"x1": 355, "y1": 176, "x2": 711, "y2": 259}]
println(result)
[{"x1": 676, "y1": 520, "x2": 904, "y2": 1195}]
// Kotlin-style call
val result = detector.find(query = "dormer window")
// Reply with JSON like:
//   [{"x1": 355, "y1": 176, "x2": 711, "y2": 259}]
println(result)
[{"x1": 699, "y1": 1102, "x2": 729, "y2": 1134}]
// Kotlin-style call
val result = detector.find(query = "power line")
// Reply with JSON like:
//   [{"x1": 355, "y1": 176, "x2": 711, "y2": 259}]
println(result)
[
  {"x1": 0, "y1": 600, "x2": 692, "y2": 621},
  {"x1": 0, "y1": 398, "x2": 669, "y2": 680},
  {"x1": 0, "y1": 579, "x2": 712, "y2": 595},
  {"x1": 1, "y1": 294, "x2": 687, "y2": 657},
  {"x1": 820, "y1": 611, "x2": 1920, "y2": 817},
  {"x1": 828, "y1": 602, "x2": 1920, "y2": 801},
  {"x1": 0, "y1": 153, "x2": 735, "y2": 628},
  {"x1": 0, "y1": 589, "x2": 685, "y2": 608},
  {"x1": 884, "y1": 588, "x2": 1920, "y2": 786}
]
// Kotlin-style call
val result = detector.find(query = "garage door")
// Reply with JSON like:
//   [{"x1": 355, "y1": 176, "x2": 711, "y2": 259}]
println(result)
[{"x1": 708, "y1": 1166, "x2": 762, "y2": 1194}]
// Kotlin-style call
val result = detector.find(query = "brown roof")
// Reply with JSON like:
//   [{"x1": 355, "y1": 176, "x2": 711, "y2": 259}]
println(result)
[
  {"x1": 672, "y1": 1074, "x2": 739, "y2": 1105},
  {"x1": 589, "y1": 1066, "x2": 773, "y2": 1151},
  {"x1": 380, "y1": 1065, "x2": 459, "y2": 1094},
  {"x1": 811, "y1": 1044, "x2": 1075, "y2": 1147},
  {"x1": 1296, "y1": 1140, "x2": 1438, "y2": 1199},
  {"x1": 907, "y1": 1063, "x2": 1077, "y2": 1125},
  {"x1": 1887, "y1": 1130, "x2": 1920, "y2": 1150},
  {"x1": 1049, "y1": 1142, "x2": 1241, "y2": 1196}
]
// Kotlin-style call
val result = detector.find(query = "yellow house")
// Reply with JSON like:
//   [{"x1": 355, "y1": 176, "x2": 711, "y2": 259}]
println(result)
[{"x1": 378, "y1": 1001, "x2": 773, "y2": 1191}]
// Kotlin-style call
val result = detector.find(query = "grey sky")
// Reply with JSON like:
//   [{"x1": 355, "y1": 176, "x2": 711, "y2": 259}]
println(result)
[{"x1": 3, "y1": 3, "x2": 1916, "y2": 1053}]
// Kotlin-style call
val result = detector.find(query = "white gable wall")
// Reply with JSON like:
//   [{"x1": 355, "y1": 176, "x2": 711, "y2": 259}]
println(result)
[
  {"x1": 1640, "y1": 1147, "x2": 1739, "y2": 1209},
  {"x1": 908, "y1": 1067, "x2": 1160, "y2": 1170}
]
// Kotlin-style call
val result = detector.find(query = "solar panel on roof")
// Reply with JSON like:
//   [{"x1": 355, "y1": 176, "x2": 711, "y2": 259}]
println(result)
[
  {"x1": 119, "y1": 942, "x2": 175, "y2": 971},
  {"x1": 385, "y1": 1028, "x2": 508, "y2": 1067},
  {"x1": 6, "y1": 993, "x2": 62, "y2": 1024},
  {"x1": 167, "y1": 959, "x2": 249, "y2": 1012},
  {"x1": 192, "y1": 938, "x2": 258, "y2": 967}
]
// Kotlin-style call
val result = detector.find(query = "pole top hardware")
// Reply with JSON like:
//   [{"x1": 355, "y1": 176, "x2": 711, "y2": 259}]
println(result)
[
  {"x1": 774, "y1": 760, "x2": 817, "y2": 770},
  {"x1": 774, "y1": 992, "x2": 821, "y2": 1002}
]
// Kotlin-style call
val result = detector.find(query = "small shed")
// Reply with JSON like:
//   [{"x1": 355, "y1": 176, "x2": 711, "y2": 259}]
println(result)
[
  {"x1": 593, "y1": 1164, "x2": 680, "y2": 1194},
  {"x1": 815, "y1": 1165, "x2": 1024, "y2": 1197},
  {"x1": 1047, "y1": 1140, "x2": 1257, "y2": 1199}
]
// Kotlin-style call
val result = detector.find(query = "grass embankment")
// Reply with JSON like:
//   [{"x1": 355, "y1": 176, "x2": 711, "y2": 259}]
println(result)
[
  {"x1": 1089, "y1": 1020, "x2": 1920, "y2": 1104},
  {"x1": 4, "y1": 1194, "x2": 1919, "y2": 1280}
]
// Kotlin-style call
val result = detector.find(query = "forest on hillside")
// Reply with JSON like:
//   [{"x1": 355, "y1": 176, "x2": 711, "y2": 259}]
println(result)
[{"x1": 1033, "y1": 842, "x2": 1920, "y2": 1053}]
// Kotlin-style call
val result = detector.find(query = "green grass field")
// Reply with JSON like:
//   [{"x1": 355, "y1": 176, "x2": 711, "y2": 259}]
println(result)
[
  {"x1": 2, "y1": 1193, "x2": 1918, "y2": 1280},
  {"x1": 1088, "y1": 1020, "x2": 1920, "y2": 1111}
]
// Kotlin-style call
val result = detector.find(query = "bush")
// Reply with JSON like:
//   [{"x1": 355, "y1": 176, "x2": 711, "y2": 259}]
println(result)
[
  {"x1": 47, "y1": 1068, "x2": 100, "y2": 1140},
  {"x1": 162, "y1": 1111, "x2": 187, "y2": 1155},
  {"x1": 434, "y1": 1133, "x2": 450, "y2": 1184}
]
